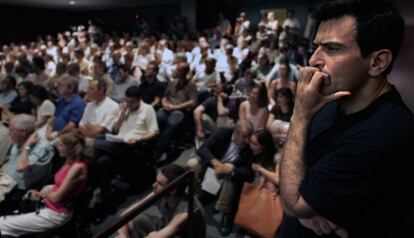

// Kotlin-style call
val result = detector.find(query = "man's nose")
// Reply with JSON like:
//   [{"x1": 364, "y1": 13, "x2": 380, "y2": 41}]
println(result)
[{"x1": 309, "y1": 47, "x2": 324, "y2": 70}]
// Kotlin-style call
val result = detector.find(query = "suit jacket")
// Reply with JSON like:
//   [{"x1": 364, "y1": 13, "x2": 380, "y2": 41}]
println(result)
[{"x1": 196, "y1": 127, "x2": 254, "y2": 182}]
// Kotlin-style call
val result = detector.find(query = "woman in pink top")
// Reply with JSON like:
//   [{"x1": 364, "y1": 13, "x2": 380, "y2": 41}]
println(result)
[{"x1": 0, "y1": 130, "x2": 88, "y2": 237}]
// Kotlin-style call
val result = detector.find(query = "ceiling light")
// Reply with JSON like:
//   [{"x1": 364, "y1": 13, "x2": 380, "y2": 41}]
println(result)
[{"x1": 69, "y1": 1, "x2": 76, "y2": 5}]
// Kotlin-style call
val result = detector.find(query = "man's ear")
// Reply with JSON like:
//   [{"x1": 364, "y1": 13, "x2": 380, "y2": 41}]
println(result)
[{"x1": 368, "y1": 49, "x2": 393, "y2": 77}]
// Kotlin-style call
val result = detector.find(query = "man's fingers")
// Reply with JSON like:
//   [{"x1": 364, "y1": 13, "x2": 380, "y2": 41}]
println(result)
[
  {"x1": 311, "y1": 218, "x2": 323, "y2": 235},
  {"x1": 335, "y1": 228, "x2": 349, "y2": 238},
  {"x1": 324, "y1": 91, "x2": 351, "y2": 103},
  {"x1": 299, "y1": 67, "x2": 320, "y2": 84},
  {"x1": 317, "y1": 217, "x2": 333, "y2": 234},
  {"x1": 309, "y1": 71, "x2": 330, "y2": 92}
]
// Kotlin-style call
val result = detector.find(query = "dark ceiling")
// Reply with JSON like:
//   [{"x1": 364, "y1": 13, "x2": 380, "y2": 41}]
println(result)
[{"x1": 0, "y1": 0, "x2": 180, "y2": 10}]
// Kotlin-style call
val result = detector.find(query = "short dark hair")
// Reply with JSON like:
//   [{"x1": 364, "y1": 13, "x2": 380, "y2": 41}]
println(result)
[
  {"x1": 29, "y1": 85, "x2": 49, "y2": 101},
  {"x1": 160, "y1": 164, "x2": 186, "y2": 196},
  {"x1": 117, "y1": 64, "x2": 130, "y2": 73},
  {"x1": 18, "y1": 81, "x2": 34, "y2": 92},
  {"x1": 32, "y1": 56, "x2": 46, "y2": 71},
  {"x1": 93, "y1": 79, "x2": 107, "y2": 93},
  {"x1": 312, "y1": 0, "x2": 404, "y2": 75},
  {"x1": 125, "y1": 86, "x2": 141, "y2": 99}
]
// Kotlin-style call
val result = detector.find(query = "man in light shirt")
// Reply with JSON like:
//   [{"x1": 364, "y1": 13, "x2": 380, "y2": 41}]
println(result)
[
  {"x1": 93, "y1": 85, "x2": 158, "y2": 213},
  {"x1": 79, "y1": 79, "x2": 119, "y2": 138}
]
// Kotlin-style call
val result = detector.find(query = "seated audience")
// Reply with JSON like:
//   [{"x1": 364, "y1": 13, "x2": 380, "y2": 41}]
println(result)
[
  {"x1": 46, "y1": 75, "x2": 86, "y2": 141},
  {"x1": 8, "y1": 81, "x2": 35, "y2": 116},
  {"x1": 112, "y1": 64, "x2": 140, "y2": 103},
  {"x1": 194, "y1": 83, "x2": 235, "y2": 140},
  {"x1": 28, "y1": 85, "x2": 56, "y2": 138},
  {"x1": 93, "y1": 86, "x2": 158, "y2": 212},
  {"x1": 0, "y1": 130, "x2": 88, "y2": 237},
  {"x1": 79, "y1": 79, "x2": 119, "y2": 138},
  {"x1": 116, "y1": 164, "x2": 206, "y2": 238},
  {"x1": 138, "y1": 61, "x2": 165, "y2": 109},
  {"x1": 268, "y1": 58, "x2": 297, "y2": 105},
  {"x1": 0, "y1": 75, "x2": 17, "y2": 107},
  {"x1": 239, "y1": 83, "x2": 269, "y2": 131},
  {"x1": 267, "y1": 88, "x2": 294, "y2": 145},
  {"x1": 153, "y1": 62, "x2": 197, "y2": 161},
  {"x1": 190, "y1": 121, "x2": 254, "y2": 236},
  {"x1": 0, "y1": 114, "x2": 54, "y2": 212}
]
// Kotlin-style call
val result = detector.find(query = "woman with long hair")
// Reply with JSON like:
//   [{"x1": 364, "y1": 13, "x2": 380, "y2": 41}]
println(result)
[
  {"x1": 250, "y1": 129, "x2": 279, "y2": 193},
  {"x1": 239, "y1": 83, "x2": 269, "y2": 131},
  {"x1": 0, "y1": 130, "x2": 88, "y2": 237}
]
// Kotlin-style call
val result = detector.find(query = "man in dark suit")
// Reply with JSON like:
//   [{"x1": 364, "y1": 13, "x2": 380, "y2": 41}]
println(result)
[{"x1": 189, "y1": 121, "x2": 254, "y2": 236}]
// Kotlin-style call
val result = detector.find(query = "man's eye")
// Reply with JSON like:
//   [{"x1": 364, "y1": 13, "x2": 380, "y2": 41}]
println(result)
[{"x1": 325, "y1": 46, "x2": 339, "y2": 53}]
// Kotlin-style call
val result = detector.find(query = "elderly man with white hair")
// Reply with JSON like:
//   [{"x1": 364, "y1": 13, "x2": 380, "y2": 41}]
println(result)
[{"x1": 0, "y1": 114, "x2": 54, "y2": 213}]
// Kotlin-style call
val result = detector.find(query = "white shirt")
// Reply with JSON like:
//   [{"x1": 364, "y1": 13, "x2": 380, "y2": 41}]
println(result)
[
  {"x1": 118, "y1": 101, "x2": 159, "y2": 140},
  {"x1": 80, "y1": 97, "x2": 120, "y2": 131}
]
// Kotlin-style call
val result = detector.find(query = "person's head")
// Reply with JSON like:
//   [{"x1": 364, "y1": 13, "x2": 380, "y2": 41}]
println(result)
[
  {"x1": 250, "y1": 129, "x2": 277, "y2": 167},
  {"x1": 93, "y1": 61, "x2": 107, "y2": 76},
  {"x1": 205, "y1": 58, "x2": 217, "y2": 74},
  {"x1": 249, "y1": 83, "x2": 268, "y2": 108},
  {"x1": 112, "y1": 51, "x2": 122, "y2": 63},
  {"x1": 287, "y1": 9, "x2": 295, "y2": 18},
  {"x1": 57, "y1": 75, "x2": 78, "y2": 97},
  {"x1": 175, "y1": 62, "x2": 190, "y2": 82},
  {"x1": 56, "y1": 62, "x2": 68, "y2": 76},
  {"x1": 145, "y1": 61, "x2": 159, "y2": 79},
  {"x1": 0, "y1": 75, "x2": 16, "y2": 91},
  {"x1": 29, "y1": 85, "x2": 49, "y2": 105},
  {"x1": 117, "y1": 64, "x2": 130, "y2": 80},
  {"x1": 4, "y1": 62, "x2": 15, "y2": 74},
  {"x1": 153, "y1": 164, "x2": 186, "y2": 196},
  {"x1": 67, "y1": 63, "x2": 81, "y2": 76},
  {"x1": 74, "y1": 48, "x2": 84, "y2": 60},
  {"x1": 57, "y1": 130, "x2": 86, "y2": 161},
  {"x1": 276, "y1": 88, "x2": 294, "y2": 109},
  {"x1": 87, "y1": 79, "x2": 107, "y2": 101},
  {"x1": 32, "y1": 56, "x2": 45, "y2": 73},
  {"x1": 310, "y1": 0, "x2": 404, "y2": 95},
  {"x1": 278, "y1": 57, "x2": 291, "y2": 79},
  {"x1": 267, "y1": 12, "x2": 275, "y2": 21},
  {"x1": 14, "y1": 64, "x2": 30, "y2": 78},
  {"x1": 8, "y1": 114, "x2": 36, "y2": 145},
  {"x1": 17, "y1": 81, "x2": 33, "y2": 98},
  {"x1": 233, "y1": 121, "x2": 253, "y2": 146},
  {"x1": 124, "y1": 86, "x2": 141, "y2": 111},
  {"x1": 244, "y1": 68, "x2": 257, "y2": 84}
]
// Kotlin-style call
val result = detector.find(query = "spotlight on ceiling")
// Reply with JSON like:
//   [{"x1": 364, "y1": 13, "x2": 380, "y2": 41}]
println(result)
[{"x1": 69, "y1": 1, "x2": 76, "y2": 5}]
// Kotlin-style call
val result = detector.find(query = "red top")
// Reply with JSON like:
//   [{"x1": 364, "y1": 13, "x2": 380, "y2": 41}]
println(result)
[{"x1": 45, "y1": 160, "x2": 88, "y2": 214}]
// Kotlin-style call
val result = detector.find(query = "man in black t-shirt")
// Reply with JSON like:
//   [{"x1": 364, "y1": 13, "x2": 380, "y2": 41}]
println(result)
[
  {"x1": 278, "y1": 1, "x2": 414, "y2": 237},
  {"x1": 194, "y1": 83, "x2": 236, "y2": 140},
  {"x1": 138, "y1": 61, "x2": 165, "y2": 109}
]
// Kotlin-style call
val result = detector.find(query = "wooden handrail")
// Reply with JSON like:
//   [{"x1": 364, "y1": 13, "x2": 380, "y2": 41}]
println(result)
[{"x1": 92, "y1": 170, "x2": 195, "y2": 238}]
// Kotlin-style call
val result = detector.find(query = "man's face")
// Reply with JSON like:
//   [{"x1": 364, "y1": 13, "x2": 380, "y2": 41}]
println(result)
[
  {"x1": 145, "y1": 64, "x2": 156, "y2": 78},
  {"x1": 124, "y1": 96, "x2": 140, "y2": 111},
  {"x1": 233, "y1": 128, "x2": 250, "y2": 146},
  {"x1": 153, "y1": 171, "x2": 169, "y2": 193},
  {"x1": 57, "y1": 82, "x2": 71, "y2": 97},
  {"x1": 8, "y1": 120, "x2": 27, "y2": 144},
  {"x1": 309, "y1": 16, "x2": 370, "y2": 96},
  {"x1": 118, "y1": 69, "x2": 128, "y2": 80},
  {"x1": 87, "y1": 81, "x2": 101, "y2": 100}
]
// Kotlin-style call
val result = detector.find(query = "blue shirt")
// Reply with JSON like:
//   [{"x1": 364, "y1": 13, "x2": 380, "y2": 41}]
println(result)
[{"x1": 54, "y1": 95, "x2": 86, "y2": 131}]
